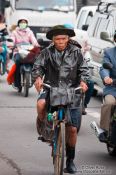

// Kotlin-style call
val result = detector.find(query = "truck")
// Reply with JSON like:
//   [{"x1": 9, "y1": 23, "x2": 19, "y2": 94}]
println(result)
[{"x1": 3, "y1": 0, "x2": 78, "y2": 48}]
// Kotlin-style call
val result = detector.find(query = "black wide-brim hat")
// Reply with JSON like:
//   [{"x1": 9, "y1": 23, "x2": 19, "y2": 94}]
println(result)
[{"x1": 46, "y1": 25, "x2": 75, "y2": 40}]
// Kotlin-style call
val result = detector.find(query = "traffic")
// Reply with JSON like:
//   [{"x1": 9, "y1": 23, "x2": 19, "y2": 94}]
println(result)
[{"x1": 0, "y1": 0, "x2": 116, "y2": 175}]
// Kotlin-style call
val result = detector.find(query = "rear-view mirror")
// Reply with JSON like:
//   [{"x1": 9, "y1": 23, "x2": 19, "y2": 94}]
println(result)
[{"x1": 100, "y1": 32, "x2": 114, "y2": 44}]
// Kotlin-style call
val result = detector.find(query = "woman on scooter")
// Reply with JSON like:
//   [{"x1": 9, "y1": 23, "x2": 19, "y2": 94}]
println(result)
[{"x1": 10, "y1": 18, "x2": 40, "y2": 89}]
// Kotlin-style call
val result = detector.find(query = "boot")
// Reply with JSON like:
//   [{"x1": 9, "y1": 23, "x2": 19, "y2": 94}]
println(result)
[
  {"x1": 82, "y1": 107, "x2": 87, "y2": 115},
  {"x1": 65, "y1": 145, "x2": 77, "y2": 174}
]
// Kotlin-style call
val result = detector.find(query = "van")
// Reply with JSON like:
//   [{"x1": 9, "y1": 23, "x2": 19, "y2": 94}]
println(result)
[
  {"x1": 74, "y1": 6, "x2": 97, "y2": 46},
  {"x1": 4, "y1": 0, "x2": 78, "y2": 48},
  {"x1": 87, "y1": 0, "x2": 116, "y2": 95}
]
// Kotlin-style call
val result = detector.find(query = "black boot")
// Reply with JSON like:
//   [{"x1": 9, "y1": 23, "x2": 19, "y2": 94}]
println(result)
[{"x1": 65, "y1": 145, "x2": 77, "y2": 174}]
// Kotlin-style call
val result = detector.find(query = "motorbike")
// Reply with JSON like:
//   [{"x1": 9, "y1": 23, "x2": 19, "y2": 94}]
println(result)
[
  {"x1": 90, "y1": 62, "x2": 116, "y2": 156},
  {"x1": 12, "y1": 44, "x2": 35, "y2": 97}
]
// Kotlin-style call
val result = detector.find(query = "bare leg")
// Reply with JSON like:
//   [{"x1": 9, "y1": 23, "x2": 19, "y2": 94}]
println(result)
[
  {"x1": 36, "y1": 99, "x2": 46, "y2": 135},
  {"x1": 66, "y1": 126, "x2": 77, "y2": 147},
  {"x1": 37, "y1": 99, "x2": 46, "y2": 121}
]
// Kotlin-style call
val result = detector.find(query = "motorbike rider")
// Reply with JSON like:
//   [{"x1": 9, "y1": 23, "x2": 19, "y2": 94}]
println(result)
[
  {"x1": 91, "y1": 31, "x2": 116, "y2": 141},
  {"x1": 10, "y1": 18, "x2": 39, "y2": 89},
  {"x1": 81, "y1": 41, "x2": 94, "y2": 115},
  {"x1": 32, "y1": 25, "x2": 89, "y2": 174},
  {"x1": 0, "y1": 13, "x2": 8, "y2": 74}
]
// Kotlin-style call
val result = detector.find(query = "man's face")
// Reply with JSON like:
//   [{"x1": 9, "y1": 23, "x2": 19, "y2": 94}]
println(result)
[{"x1": 53, "y1": 35, "x2": 69, "y2": 51}]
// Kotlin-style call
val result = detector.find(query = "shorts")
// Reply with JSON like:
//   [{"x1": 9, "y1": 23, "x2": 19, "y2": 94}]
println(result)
[{"x1": 37, "y1": 90, "x2": 82, "y2": 128}]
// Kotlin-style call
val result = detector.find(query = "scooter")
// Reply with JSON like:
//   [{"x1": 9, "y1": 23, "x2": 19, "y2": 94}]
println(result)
[
  {"x1": 90, "y1": 62, "x2": 116, "y2": 156},
  {"x1": 12, "y1": 44, "x2": 34, "y2": 97}
]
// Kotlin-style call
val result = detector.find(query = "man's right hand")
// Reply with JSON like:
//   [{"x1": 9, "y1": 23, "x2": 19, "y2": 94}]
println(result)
[
  {"x1": 34, "y1": 77, "x2": 43, "y2": 92},
  {"x1": 104, "y1": 77, "x2": 113, "y2": 85}
]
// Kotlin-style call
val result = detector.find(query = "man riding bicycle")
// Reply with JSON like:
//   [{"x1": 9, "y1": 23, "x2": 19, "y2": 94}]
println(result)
[{"x1": 32, "y1": 25, "x2": 89, "y2": 174}]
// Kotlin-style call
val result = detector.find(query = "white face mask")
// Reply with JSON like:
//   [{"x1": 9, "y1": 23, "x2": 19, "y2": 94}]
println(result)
[{"x1": 19, "y1": 23, "x2": 27, "y2": 30}]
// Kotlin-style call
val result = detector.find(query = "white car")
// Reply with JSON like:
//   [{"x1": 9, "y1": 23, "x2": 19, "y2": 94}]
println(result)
[{"x1": 74, "y1": 6, "x2": 97, "y2": 46}]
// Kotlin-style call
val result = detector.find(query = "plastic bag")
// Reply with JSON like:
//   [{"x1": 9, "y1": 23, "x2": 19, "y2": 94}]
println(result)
[{"x1": 7, "y1": 60, "x2": 16, "y2": 84}]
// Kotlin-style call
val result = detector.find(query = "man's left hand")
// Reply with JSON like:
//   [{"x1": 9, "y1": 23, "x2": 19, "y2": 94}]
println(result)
[{"x1": 80, "y1": 81, "x2": 88, "y2": 92}]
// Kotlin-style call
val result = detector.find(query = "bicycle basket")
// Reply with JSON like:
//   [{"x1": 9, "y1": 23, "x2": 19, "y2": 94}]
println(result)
[{"x1": 50, "y1": 87, "x2": 81, "y2": 107}]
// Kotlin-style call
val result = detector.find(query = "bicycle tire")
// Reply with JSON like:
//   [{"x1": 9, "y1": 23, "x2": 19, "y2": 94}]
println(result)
[
  {"x1": 54, "y1": 122, "x2": 65, "y2": 175},
  {"x1": 24, "y1": 72, "x2": 30, "y2": 97},
  {"x1": 107, "y1": 143, "x2": 116, "y2": 156}
]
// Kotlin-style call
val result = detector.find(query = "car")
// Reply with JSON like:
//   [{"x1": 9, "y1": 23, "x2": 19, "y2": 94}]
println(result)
[
  {"x1": 87, "y1": 0, "x2": 116, "y2": 95},
  {"x1": 74, "y1": 5, "x2": 97, "y2": 46}
]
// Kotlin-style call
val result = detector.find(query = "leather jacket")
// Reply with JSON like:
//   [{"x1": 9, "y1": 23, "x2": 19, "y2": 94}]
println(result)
[{"x1": 32, "y1": 41, "x2": 89, "y2": 88}]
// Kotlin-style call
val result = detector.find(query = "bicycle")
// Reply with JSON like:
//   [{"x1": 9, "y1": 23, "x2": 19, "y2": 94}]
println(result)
[{"x1": 38, "y1": 83, "x2": 82, "y2": 175}]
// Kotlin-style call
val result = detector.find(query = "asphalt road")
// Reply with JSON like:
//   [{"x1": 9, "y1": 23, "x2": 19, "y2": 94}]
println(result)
[{"x1": 0, "y1": 74, "x2": 116, "y2": 175}]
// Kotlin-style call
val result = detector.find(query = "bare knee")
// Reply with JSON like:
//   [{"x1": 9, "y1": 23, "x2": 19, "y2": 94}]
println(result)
[
  {"x1": 68, "y1": 126, "x2": 77, "y2": 135},
  {"x1": 37, "y1": 99, "x2": 46, "y2": 111}
]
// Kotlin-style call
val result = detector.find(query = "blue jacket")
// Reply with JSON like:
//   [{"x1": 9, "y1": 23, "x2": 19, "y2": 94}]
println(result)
[{"x1": 99, "y1": 47, "x2": 116, "y2": 97}]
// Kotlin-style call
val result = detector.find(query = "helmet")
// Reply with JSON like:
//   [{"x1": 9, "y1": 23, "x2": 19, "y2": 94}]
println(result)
[{"x1": 17, "y1": 18, "x2": 28, "y2": 26}]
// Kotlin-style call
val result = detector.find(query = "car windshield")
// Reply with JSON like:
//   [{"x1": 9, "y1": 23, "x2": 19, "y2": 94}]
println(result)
[{"x1": 15, "y1": 0, "x2": 74, "y2": 12}]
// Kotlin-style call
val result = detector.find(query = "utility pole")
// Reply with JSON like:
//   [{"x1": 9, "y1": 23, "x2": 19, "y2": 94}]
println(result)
[
  {"x1": 82, "y1": 0, "x2": 88, "y2": 6},
  {"x1": 76, "y1": 0, "x2": 88, "y2": 14},
  {"x1": 0, "y1": 0, "x2": 10, "y2": 15},
  {"x1": 0, "y1": 0, "x2": 6, "y2": 14}
]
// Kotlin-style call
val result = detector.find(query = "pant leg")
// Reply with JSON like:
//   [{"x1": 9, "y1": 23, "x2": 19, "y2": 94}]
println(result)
[
  {"x1": 100, "y1": 95, "x2": 116, "y2": 131},
  {"x1": 84, "y1": 80, "x2": 94, "y2": 107}
]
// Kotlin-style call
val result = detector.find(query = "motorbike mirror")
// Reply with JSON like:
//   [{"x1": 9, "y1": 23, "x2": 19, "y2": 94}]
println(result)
[
  {"x1": 103, "y1": 62, "x2": 113, "y2": 69},
  {"x1": 100, "y1": 32, "x2": 114, "y2": 44}
]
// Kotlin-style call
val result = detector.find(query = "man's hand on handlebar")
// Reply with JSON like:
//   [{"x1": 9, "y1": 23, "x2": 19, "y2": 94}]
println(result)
[
  {"x1": 104, "y1": 77, "x2": 113, "y2": 85},
  {"x1": 80, "y1": 81, "x2": 88, "y2": 92},
  {"x1": 34, "y1": 77, "x2": 43, "y2": 92}
]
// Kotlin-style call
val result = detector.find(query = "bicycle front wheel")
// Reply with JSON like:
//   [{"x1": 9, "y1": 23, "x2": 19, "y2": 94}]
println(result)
[{"x1": 54, "y1": 122, "x2": 65, "y2": 175}]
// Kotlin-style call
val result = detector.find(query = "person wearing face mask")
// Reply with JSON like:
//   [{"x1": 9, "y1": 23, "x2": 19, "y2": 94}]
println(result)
[
  {"x1": 10, "y1": 18, "x2": 40, "y2": 89},
  {"x1": 90, "y1": 30, "x2": 116, "y2": 142},
  {"x1": 10, "y1": 18, "x2": 39, "y2": 46}
]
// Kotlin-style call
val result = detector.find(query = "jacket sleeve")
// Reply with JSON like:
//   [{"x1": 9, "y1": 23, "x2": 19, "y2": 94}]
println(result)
[
  {"x1": 29, "y1": 30, "x2": 39, "y2": 47},
  {"x1": 32, "y1": 50, "x2": 47, "y2": 83},
  {"x1": 77, "y1": 49, "x2": 89, "y2": 82},
  {"x1": 99, "y1": 49, "x2": 110, "y2": 80}
]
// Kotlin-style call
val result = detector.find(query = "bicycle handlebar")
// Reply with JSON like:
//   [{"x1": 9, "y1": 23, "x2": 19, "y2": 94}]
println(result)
[{"x1": 43, "y1": 83, "x2": 82, "y2": 91}]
